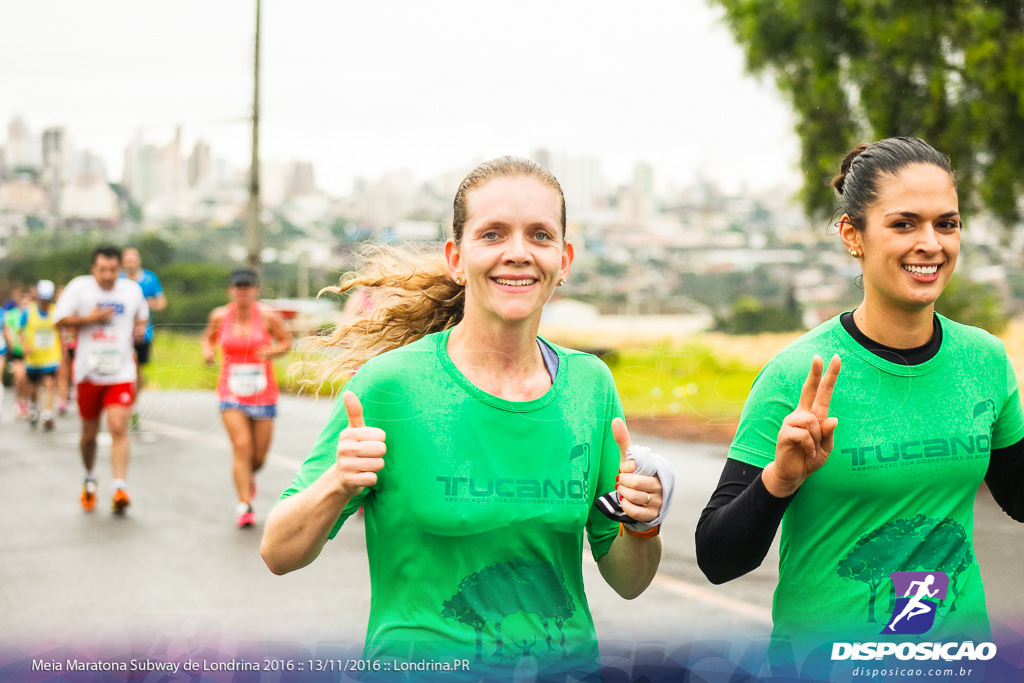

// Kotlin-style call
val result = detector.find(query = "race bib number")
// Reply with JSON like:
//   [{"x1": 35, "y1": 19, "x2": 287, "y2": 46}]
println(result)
[
  {"x1": 33, "y1": 330, "x2": 56, "y2": 350},
  {"x1": 228, "y1": 363, "x2": 267, "y2": 397},
  {"x1": 91, "y1": 345, "x2": 121, "y2": 375},
  {"x1": 88, "y1": 329, "x2": 122, "y2": 375}
]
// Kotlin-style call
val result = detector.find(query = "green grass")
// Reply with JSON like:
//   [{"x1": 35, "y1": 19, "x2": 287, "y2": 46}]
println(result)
[
  {"x1": 145, "y1": 333, "x2": 760, "y2": 419},
  {"x1": 146, "y1": 331, "x2": 345, "y2": 397},
  {"x1": 605, "y1": 343, "x2": 760, "y2": 420}
]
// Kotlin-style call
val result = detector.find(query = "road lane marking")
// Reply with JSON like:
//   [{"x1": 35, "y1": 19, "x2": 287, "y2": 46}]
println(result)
[
  {"x1": 146, "y1": 418, "x2": 772, "y2": 625},
  {"x1": 142, "y1": 419, "x2": 304, "y2": 471},
  {"x1": 649, "y1": 573, "x2": 772, "y2": 624},
  {"x1": 581, "y1": 546, "x2": 772, "y2": 624}
]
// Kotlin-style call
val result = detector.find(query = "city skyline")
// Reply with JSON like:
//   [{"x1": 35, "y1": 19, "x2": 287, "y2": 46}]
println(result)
[{"x1": 1, "y1": 0, "x2": 801, "y2": 197}]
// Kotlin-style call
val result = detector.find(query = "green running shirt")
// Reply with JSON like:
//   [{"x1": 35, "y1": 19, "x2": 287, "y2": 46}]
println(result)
[
  {"x1": 281, "y1": 329, "x2": 623, "y2": 677},
  {"x1": 4, "y1": 307, "x2": 24, "y2": 355},
  {"x1": 728, "y1": 314, "x2": 1024, "y2": 653}
]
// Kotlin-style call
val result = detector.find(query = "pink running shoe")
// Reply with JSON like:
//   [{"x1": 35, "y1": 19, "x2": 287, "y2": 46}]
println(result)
[{"x1": 236, "y1": 502, "x2": 255, "y2": 529}]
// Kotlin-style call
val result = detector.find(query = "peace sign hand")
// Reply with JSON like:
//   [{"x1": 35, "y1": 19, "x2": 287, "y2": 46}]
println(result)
[
  {"x1": 763, "y1": 354, "x2": 841, "y2": 498},
  {"x1": 333, "y1": 391, "x2": 387, "y2": 498}
]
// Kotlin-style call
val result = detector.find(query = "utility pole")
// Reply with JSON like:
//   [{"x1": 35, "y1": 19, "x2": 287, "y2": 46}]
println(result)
[{"x1": 245, "y1": 0, "x2": 262, "y2": 274}]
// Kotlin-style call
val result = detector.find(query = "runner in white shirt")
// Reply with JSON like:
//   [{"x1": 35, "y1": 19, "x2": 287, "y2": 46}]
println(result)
[{"x1": 53, "y1": 246, "x2": 149, "y2": 513}]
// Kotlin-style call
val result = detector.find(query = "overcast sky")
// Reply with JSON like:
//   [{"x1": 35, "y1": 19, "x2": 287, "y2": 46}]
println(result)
[{"x1": 0, "y1": 0, "x2": 801, "y2": 196}]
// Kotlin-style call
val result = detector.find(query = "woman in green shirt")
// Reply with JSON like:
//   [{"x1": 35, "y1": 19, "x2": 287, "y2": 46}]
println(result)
[
  {"x1": 261, "y1": 157, "x2": 673, "y2": 679},
  {"x1": 696, "y1": 138, "x2": 1024, "y2": 666}
]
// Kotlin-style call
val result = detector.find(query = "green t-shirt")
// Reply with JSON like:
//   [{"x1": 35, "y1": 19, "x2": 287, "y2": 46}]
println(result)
[
  {"x1": 4, "y1": 307, "x2": 24, "y2": 355},
  {"x1": 729, "y1": 314, "x2": 1024, "y2": 653},
  {"x1": 281, "y1": 329, "x2": 623, "y2": 678}
]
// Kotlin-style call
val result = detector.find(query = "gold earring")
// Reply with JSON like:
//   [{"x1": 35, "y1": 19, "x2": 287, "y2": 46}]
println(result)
[
  {"x1": 454, "y1": 276, "x2": 462, "y2": 285},
  {"x1": 848, "y1": 248, "x2": 859, "y2": 257},
  {"x1": 557, "y1": 278, "x2": 565, "y2": 286}
]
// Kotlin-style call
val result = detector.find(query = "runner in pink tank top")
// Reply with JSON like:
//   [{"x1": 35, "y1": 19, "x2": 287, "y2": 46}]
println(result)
[
  {"x1": 217, "y1": 302, "x2": 279, "y2": 406},
  {"x1": 202, "y1": 269, "x2": 291, "y2": 528}
]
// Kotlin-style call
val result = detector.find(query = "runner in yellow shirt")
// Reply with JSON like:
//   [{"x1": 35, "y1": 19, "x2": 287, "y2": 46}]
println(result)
[{"x1": 20, "y1": 280, "x2": 63, "y2": 431}]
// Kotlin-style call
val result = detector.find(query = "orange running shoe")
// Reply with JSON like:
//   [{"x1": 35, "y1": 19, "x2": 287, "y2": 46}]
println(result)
[
  {"x1": 112, "y1": 488, "x2": 131, "y2": 514},
  {"x1": 81, "y1": 480, "x2": 97, "y2": 512}
]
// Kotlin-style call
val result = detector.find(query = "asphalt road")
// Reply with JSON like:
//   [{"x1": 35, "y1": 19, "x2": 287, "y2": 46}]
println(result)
[{"x1": 2, "y1": 387, "x2": 1023, "y2": 667}]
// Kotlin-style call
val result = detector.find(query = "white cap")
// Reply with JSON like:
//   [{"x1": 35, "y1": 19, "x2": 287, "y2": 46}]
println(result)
[{"x1": 37, "y1": 280, "x2": 55, "y2": 300}]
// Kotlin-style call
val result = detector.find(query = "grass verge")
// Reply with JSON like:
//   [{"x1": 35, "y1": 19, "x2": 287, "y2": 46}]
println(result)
[{"x1": 146, "y1": 331, "x2": 762, "y2": 420}]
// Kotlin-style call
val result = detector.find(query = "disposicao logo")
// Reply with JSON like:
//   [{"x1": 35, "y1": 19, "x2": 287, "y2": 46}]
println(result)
[
  {"x1": 884, "y1": 571, "x2": 948, "y2": 635},
  {"x1": 831, "y1": 571, "x2": 997, "y2": 662}
]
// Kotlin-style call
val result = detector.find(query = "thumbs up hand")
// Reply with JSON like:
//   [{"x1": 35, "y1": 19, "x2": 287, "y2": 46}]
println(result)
[
  {"x1": 612, "y1": 417, "x2": 663, "y2": 525},
  {"x1": 334, "y1": 391, "x2": 387, "y2": 497}
]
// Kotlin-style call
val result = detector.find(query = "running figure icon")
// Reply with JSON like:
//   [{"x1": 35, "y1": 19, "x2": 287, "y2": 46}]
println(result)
[{"x1": 887, "y1": 574, "x2": 939, "y2": 631}]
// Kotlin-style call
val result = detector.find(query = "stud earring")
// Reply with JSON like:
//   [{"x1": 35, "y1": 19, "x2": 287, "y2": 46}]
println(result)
[
  {"x1": 848, "y1": 249, "x2": 859, "y2": 257},
  {"x1": 454, "y1": 276, "x2": 462, "y2": 285},
  {"x1": 557, "y1": 278, "x2": 566, "y2": 286}
]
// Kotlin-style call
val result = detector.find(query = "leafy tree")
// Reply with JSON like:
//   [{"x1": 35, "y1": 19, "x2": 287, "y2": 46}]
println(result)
[
  {"x1": 441, "y1": 559, "x2": 575, "y2": 662},
  {"x1": 837, "y1": 514, "x2": 973, "y2": 622},
  {"x1": 130, "y1": 234, "x2": 175, "y2": 269},
  {"x1": 713, "y1": 294, "x2": 804, "y2": 334},
  {"x1": 4, "y1": 243, "x2": 96, "y2": 286},
  {"x1": 711, "y1": 0, "x2": 1024, "y2": 226},
  {"x1": 908, "y1": 518, "x2": 973, "y2": 612},
  {"x1": 4, "y1": 234, "x2": 173, "y2": 287},
  {"x1": 837, "y1": 517, "x2": 918, "y2": 623},
  {"x1": 109, "y1": 182, "x2": 142, "y2": 222},
  {"x1": 158, "y1": 262, "x2": 232, "y2": 330},
  {"x1": 935, "y1": 274, "x2": 1008, "y2": 334},
  {"x1": 441, "y1": 584, "x2": 488, "y2": 663},
  {"x1": 328, "y1": 217, "x2": 350, "y2": 241}
]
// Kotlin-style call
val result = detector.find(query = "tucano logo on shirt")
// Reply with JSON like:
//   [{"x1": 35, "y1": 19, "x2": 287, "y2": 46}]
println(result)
[
  {"x1": 436, "y1": 442, "x2": 592, "y2": 504},
  {"x1": 435, "y1": 476, "x2": 587, "y2": 502},
  {"x1": 841, "y1": 435, "x2": 990, "y2": 468}
]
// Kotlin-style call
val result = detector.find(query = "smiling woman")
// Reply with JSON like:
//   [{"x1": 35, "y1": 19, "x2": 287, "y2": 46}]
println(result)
[
  {"x1": 261, "y1": 156, "x2": 674, "y2": 680},
  {"x1": 836, "y1": 139, "x2": 961, "y2": 347},
  {"x1": 695, "y1": 138, "x2": 1024, "y2": 667}
]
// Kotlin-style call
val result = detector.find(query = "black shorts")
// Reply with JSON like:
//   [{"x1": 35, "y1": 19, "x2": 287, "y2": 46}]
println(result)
[
  {"x1": 5, "y1": 351, "x2": 24, "y2": 363},
  {"x1": 134, "y1": 341, "x2": 152, "y2": 366}
]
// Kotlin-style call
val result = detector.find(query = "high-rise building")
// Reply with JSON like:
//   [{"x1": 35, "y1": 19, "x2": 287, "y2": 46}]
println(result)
[
  {"x1": 41, "y1": 127, "x2": 67, "y2": 216},
  {"x1": 6, "y1": 116, "x2": 37, "y2": 172},
  {"x1": 533, "y1": 149, "x2": 605, "y2": 215},
  {"x1": 288, "y1": 161, "x2": 316, "y2": 197},
  {"x1": 41, "y1": 127, "x2": 66, "y2": 169},
  {"x1": 70, "y1": 150, "x2": 107, "y2": 185},
  {"x1": 633, "y1": 161, "x2": 655, "y2": 198},
  {"x1": 627, "y1": 160, "x2": 656, "y2": 226},
  {"x1": 155, "y1": 126, "x2": 186, "y2": 199},
  {"x1": 124, "y1": 128, "x2": 185, "y2": 207},
  {"x1": 124, "y1": 131, "x2": 158, "y2": 205},
  {"x1": 188, "y1": 139, "x2": 211, "y2": 189}
]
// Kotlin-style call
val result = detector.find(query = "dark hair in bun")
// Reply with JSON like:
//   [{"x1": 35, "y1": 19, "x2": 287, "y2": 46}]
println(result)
[{"x1": 832, "y1": 137, "x2": 955, "y2": 230}]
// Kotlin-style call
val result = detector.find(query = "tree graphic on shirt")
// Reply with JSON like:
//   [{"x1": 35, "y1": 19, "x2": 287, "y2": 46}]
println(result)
[
  {"x1": 837, "y1": 514, "x2": 972, "y2": 623},
  {"x1": 441, "y1": 558, "x2": 576, "y2": 663}
]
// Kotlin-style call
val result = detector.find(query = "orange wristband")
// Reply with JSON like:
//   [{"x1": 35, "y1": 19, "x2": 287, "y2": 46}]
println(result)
[{"x1": 620, "y1": 523, "x2": 660, "y2": 539}]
